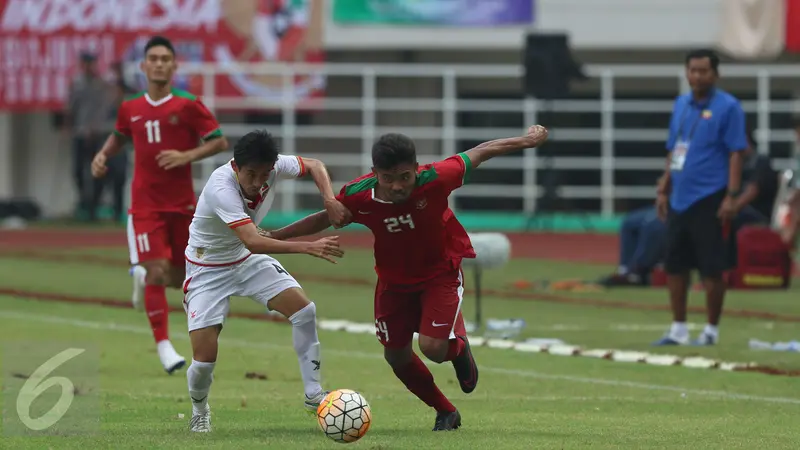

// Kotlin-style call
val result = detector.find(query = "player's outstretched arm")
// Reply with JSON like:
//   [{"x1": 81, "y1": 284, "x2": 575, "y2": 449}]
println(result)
[
  {"x1": 157, "y1": 135, "x2": 229, "y2": 170},
  {"x1": 268, "y1": 210, "x2": 333, "y2": 241},
  {"x1": 302, "y1": 158, "x2": 336, "y2": 201},
  {"x1": 211, "y1": 177, "x2": 342, "y2": 263},
  {"x1": 233, "y1": 221, "x2": 343, "y2": 263},
  {"x1": 157, "y1": 98, "x2": 230, "y2": 170},
  {"x1": 184, "y1": 135, "x2": 229, "y2": 164},
  {"x1": 464, "y1": 125, "x2": 548, "y2": 169},
  {"x1": 301, "y1": 158, "x2": 351, "y2": 228}
]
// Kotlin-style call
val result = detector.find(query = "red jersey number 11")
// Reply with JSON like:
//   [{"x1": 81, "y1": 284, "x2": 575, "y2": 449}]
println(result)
[
  {"x1": 145, "y1": 120, "x2": 162, "y2": 144},
  {"x1": 384, "y1": 214, "x2": 415, "y2": 233}
]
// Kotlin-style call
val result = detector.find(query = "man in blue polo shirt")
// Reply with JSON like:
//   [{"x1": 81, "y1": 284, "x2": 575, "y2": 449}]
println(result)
[{"x1": 654, "y1": 49, "x2": 747, "y2": 346}]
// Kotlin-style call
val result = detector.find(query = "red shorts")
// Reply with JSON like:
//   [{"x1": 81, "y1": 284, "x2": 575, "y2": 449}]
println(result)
[
  {"x1": 373, "y1": 268, "x2": 467, "y2": 348},
  {"x1": 127, "y1": 211, "x2": 192, "y2": 268}
]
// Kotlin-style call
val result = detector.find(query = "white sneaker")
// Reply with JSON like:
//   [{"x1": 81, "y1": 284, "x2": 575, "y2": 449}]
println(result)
[
  {"x1": 691, "y1": 332, "x2": 718, "y2": 346},
  {"x1": 189, "y1": 407, "x2": 211, "y2": 433},
  {"x1": 130, "y1": 265, "x2": 146, "y2": 310},
  {"x1": 157, "y1": 340, "x2": 186, "y2": 374},
  {"x1": 652, "y1": 332, "x2": 689, "y2": 346}
]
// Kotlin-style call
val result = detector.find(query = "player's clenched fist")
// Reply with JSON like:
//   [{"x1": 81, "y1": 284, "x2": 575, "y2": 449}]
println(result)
[
  {"x1": 304, "y1": 236, "x2": 344, "y2": 264},
  {"x1": 525, "y1": 125, "x2": 549, "y2": 147},
  {"x1": 324, "y1": 198, "x2": 352, "y2": 229},
  {"x1": 91, "y1": 152, "x2": 108, "y2": 178}
]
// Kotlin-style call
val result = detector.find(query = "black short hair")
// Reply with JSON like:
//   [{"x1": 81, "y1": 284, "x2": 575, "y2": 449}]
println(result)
[
  {"x1": 234, "y1": 130, "x2": 279, "y2": 168},
  {"x1": 372, "y1": 133, "x2": 417, "y2": 170},
  {"x1": 144, "y1": 36, "x2": 175, "y2": 56},
  {"x1": 685, "y1": 48, "x2": 720, "y2": 74}
]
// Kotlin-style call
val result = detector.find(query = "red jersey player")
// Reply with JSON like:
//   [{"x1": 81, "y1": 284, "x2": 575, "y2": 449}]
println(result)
[
  {"x1": 268, "y1": 125, "x2": 549, "y2": 430},
  {"x1": 91, "y1": 36, "x2": 229, "y2": 374}
]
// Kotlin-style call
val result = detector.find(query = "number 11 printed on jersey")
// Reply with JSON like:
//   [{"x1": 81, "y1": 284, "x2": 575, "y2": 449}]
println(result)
[{"x1": 145, "y1": 120, "x2": 161, "y2": 143}]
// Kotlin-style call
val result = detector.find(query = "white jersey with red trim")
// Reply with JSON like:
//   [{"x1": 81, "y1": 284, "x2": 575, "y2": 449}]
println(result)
[{"x1": 185, "y1": 154, "x2": 306, "y2": 265}]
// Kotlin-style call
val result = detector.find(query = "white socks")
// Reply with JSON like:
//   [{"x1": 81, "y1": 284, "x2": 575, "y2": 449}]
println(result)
[
  {"x1": 703, "y1": 324, "x2": 719, "y2": 339},
  {"x1": 185, "y1": 301, "x2": 321, "y2": 416},
  {"x1": 288, "y1": 302, "x2": 323, "y2": 398},
  {"x1": 130, "y1": 265, "x2": 147, "y2": 310},
  {"x1": 157, "y1": 340, "x2": 177, "y2": 359},
  {"x1": 668, "y1": 322, "x2": 719, "y2": 342},
  {"x1": 669, "y1": 321, "x2": 689, "y2": 342},
  {"x1": 187, "y1": 359, "x2": 215, "y2": 414},
  {"x1": 132, "y1": 265, "x2": 147, "y2": 284},
  {"x1": 185, "y1": 302, "x2": 322, "y2": 415}
]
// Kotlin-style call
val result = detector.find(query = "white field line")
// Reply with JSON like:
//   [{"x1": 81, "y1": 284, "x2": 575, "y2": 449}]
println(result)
[
  {"x1": 478, "y1": 323, "x2": 777, "y2": 333},
  {"x1": 119, "y1": 391, "x2": 701, "y2": 404},
  {"x1": 325, "y1": 320, "x2": 759, "y2": 373},
  {"x1": 2, "y1": 310, "x2": 800, "y2": 406},
  {"x1": 511, "y1": 323, "x2": 700, "y2": 332}
]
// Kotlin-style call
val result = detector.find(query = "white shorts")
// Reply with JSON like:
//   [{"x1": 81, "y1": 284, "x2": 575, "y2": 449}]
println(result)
[{"x1": 182, "y1": 254, "x2": 301, "y2": 332}]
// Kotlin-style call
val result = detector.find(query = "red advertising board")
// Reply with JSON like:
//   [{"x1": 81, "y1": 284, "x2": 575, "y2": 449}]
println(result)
[{"x1": 0, "y1": 0, "x2": 326, "y2": 111}]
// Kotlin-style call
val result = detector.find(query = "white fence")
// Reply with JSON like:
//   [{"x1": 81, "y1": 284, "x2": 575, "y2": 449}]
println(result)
[{"x1": 177, "y1": 62, "x2": 800, "y2": 217}]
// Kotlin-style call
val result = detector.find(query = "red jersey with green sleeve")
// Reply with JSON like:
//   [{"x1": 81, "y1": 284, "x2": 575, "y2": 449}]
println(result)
[
  {"x1": 336, "y1": 153, "x2": 477, "y2": 286},
  {"x1": 114, "y1": 88, "x2": 222, "y2": 214}
]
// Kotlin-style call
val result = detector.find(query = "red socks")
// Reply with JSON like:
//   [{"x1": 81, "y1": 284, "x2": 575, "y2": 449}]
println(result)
[
  {"x1": 144, "y1": 284, "x2": 169, "y2": 343},
  {"x1": 444, "y1": 337, "x2": 465, "y2": 362},
  {"x1": 392, "y1": 353, "x2": 456, "y2": 413}
]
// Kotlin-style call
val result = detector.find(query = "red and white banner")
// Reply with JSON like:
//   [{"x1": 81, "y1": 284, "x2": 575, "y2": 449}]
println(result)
[
  {"x1": 0, "y1": 0, "x2": 326, "y2": 111},
  {"x1": 718, "y1": 0, "x2": 800, "y2": 59},
  {"x1": 717, "y1": 0, "x2": 785, "y2": 60}
]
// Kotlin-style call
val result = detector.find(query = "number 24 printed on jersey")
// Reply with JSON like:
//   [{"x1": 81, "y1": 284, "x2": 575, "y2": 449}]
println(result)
[{"x1": 384, "y1": 214, "x2": 415, "y2": 233}]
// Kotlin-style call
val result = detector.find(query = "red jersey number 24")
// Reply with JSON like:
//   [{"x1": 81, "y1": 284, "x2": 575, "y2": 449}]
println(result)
[{"x1": 384, "y1": 214, "x2": 415, "y2": 233}]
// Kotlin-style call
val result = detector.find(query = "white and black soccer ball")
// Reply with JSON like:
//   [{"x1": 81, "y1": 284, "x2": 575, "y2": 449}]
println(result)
[{"x1": 316, "y1": 389, "x2": 372, "y2": 443}]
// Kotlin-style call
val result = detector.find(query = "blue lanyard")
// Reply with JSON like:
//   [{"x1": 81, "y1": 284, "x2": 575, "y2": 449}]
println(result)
[{"x1": 676, "y1": 95, "x2": 713, "y2": 143}]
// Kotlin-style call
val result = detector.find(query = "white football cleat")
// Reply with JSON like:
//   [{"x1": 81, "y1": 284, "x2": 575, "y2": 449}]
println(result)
[
  {"x1": 157, "y1": 340, "x2": 186, "y2": 374},
  {"x1": 189, "y1": 407, "x2": 211, "y2": 433},
  {"x1": 304, "y1": 390, "x2": 329, "y2": 414},
  {"x1": 130, "y1": 265, "x2": 146, "y2": 310}
]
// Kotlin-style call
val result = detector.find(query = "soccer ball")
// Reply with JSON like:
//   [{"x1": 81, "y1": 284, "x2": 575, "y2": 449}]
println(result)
[{"x1": 316, "y1": 389, "x2": 372, "y2": 443}]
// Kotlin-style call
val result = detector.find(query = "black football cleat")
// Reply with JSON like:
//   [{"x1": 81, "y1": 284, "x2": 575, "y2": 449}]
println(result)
[
  {"x1": 452, "y1": 335, "x2": 478, "y2": 393},
  {"x1": 432, "y1": 410, "x2": 461, "y2": 431}
]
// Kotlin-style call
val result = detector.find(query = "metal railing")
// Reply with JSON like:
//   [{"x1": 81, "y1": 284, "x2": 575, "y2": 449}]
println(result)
[{"x1": 175, "y1": 62, "x2": 800, "y2": 216}]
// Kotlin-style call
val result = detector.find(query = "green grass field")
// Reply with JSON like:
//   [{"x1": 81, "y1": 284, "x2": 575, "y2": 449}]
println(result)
[{"x1": 2, "y1": 235, "x2": 800, "y2": 448}]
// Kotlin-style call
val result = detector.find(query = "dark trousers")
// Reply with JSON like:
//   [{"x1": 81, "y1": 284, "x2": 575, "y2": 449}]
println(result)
[
  {"x1": 664, "y1": 190, "x2": 729, "y2": 278},
  {"x1": 619, "y1": 206, "x2": 667, "y2": 275},
  {"x1": 72, "y1": 135, "x2": 127, "y2": 221}
]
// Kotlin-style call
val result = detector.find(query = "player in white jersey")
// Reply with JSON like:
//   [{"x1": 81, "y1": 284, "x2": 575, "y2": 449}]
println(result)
[{"x1": 182, "y1": 129, "x2": 350, "y2": 433}]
